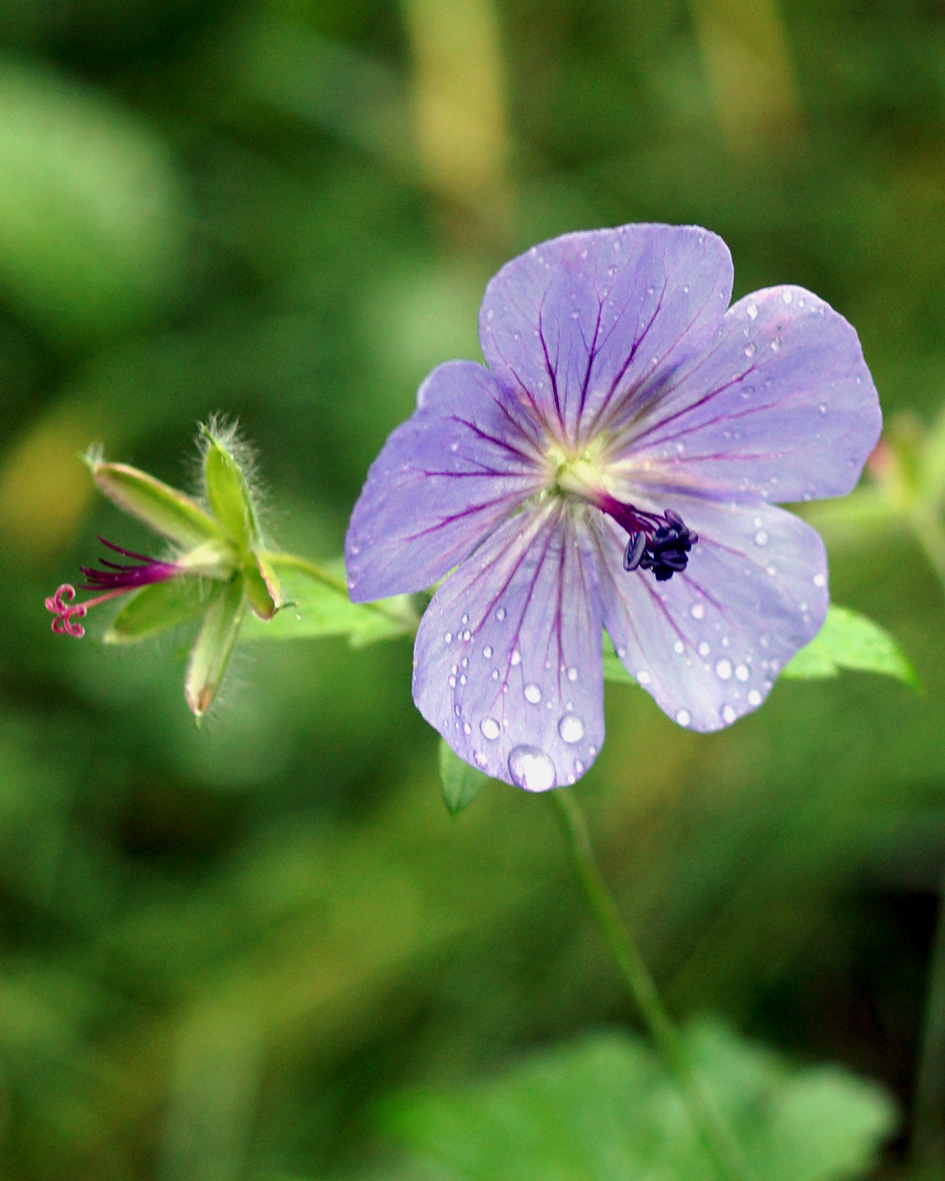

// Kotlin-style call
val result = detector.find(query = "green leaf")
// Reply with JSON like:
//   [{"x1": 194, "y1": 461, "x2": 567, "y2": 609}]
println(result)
[
  {"x1": 103, "y1": 578, "x2": 207, "y2": 643},
  {"x1": 201, "y1": 428, "x2": 259, "y2": 547},
  {"x1": 782, "y1": 605, "x2": 918, "y2": 687},
  {"x1": 89, "y1": 456, "x2": 227, "y2": 551},
  {"x1": 385, "y1": 1020, "x2": 896, "y2": 1181},
  {"x1": 239, "y1": 554, "x2": 415, "y2": 646},
  {"x1": 184, "y1": 575, "x2": 246, "y2": 719},
  {"x1": 438, "y1": 739, "x2": 488, "y2": 815}
]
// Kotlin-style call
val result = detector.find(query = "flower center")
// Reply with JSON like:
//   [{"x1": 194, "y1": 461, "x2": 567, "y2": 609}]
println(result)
[{"x1": 548, "y1": 448, "x2": 697, "y2": 582}]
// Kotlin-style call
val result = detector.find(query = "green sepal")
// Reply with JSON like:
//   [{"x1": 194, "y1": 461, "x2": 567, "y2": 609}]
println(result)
[
  {"x1": 88, "y1": 456, "x2": 225, "y2": 549},
  {"x1": 782, "y1": 604, "x2": 918, "y2": 687},
  {"x1": 184, "y1": 574, "x2": 246, "y2": 718},
  {"x1": 201, "y1": 430, "x2": 258, "y2": 548},
  {"x1": 244, "y1": 550, "x2": 283, "y2": 620},
  {"x1": 239, "y1": 554, "x2": 416, "y2": 645},
  {"x1": 438, "y1": 739, "x2": 488, "y2": 816},
  {"x1": 104, "y1": 578, "x2": 207, "y2": 643}
]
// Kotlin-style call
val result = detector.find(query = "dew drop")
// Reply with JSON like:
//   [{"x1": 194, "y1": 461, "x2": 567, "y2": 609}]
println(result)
[
  {"x1": 461, "y1": 614, "x2": 469, "y2": 625},
  {"x1": 636, "y1": 670, "x2": 651, "y2": 685},
  {"x1": 558, "y1": 714, "x2": 585, "y2": 744},
  {"x1": 462, "y1": 630, "x2": 471, "y2": 641},
  {"x1": 510, "y1": 648, "x2": 522, "y2": 666},
  {"x1": 473, "y1": 751, "x2": 488, "y2": 768},
  {"x1": 782, "y1": 290, "x2": 793, "y2": 304},
  {"x1": 567, "y1": 667, "x2": 578, "y2": 682},
  {"x1": 748, "y1": 689, "x2": 762, "y2": 706},
  {"x1": 735, "y1": 664, "x2": 749, "y2": 682},
  {"x1": 690, "y1": 602, "x2": 706, "y2": 620},
  {"x1": 448, "y1": 675, "x2": 456, "y2": 688},
  {"x1": 676, "y1": 709, "x2": 691, "y2": 727},
  {"x1": 480, "y1": 717, "x2": 500, "y2": 740},
  {"x1": 771, "y1": 339, "x2": 781, "y2": 353},
  {"x1": 444, "y1": 631, "x2": 453, "y2": 644},
  {"x1": 463, "y1": 722, "x2": 471, "y2": 734},
  {"x1": 813, "y1": 572, "x2": 826, "y2": 588},
  {"x1": 459, "y1": 674, "x2": 467, "y2": 686},
  {"x1": 746, "y1": 303, "x2": 758, "y2": 320},
  {"x1": 744, "y1": 342, "x2": 756, "y2": 359},
  {"x1": 496, "y1": 607, "x2": 507, "y2": 621},
  {"x1": 524, "y1": 683, "x2": 542, "y2": 704},
  {"x1": 698, "y1": 641, "x2": 710, "y2": 657},
  {"x1": 722, "y1": 705, "x2": 736, "y2": 724},
  {"x1": 754, "y1": 530, "x2": 768, "y2": 546},
  {"x1": 673, "y1": 640, "x2": 685, "y2": 654},
  {"x1": 508, "y1": 745, "x2": 557, "y2": 792},
  {"x1": 483, "y1": 645, "x2": 493, "y2": 659},
  {"x1": 715, "y1": 658, "x2": 733, "y2": 680}
]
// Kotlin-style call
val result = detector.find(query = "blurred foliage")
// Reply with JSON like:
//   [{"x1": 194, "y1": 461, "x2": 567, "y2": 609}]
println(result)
[
  {"x1": 385, "y1": 1021, "x2": 896, "y2": 1181},
  {"x1": 1, "y1": 0, "x2": 944, "y2": 1177}
]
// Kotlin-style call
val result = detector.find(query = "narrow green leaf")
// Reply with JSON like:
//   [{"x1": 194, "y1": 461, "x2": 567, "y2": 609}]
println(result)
[
  {"x1": 239, "y1": 553, "x2": 415, "y2": 646},
  {"x1": 202, "y1": 431, "x2": 258, "y2": 547},
  {"x1": 782, "y1": 605, "x2": 918, "y2": 687},
  {"x1": 104, "y1": 578, "x2": 207, "y2": 643},
  {"x1": 184, "y1": 575, "x2": 246, "y2": 718},
  {"x1": 89, "y1": 457, "x2": 225, "y2": 550},
  {"x1": 385, "y1": 1019, "x2": 896, "y2": 1181},
  {"x1": 438, "y1": 739, "x2": 488, "y2": 816}
]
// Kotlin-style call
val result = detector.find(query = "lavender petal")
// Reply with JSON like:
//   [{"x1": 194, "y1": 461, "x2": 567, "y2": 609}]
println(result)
[
  {"x1": 413, "y1": 504, "x2": 603, "y2": 790},
  {"x1": 479, "y1": 224, "x2": 733, "y2": 446},
  {"x1": 593, "y1": 499, "x2": 828, "y2": 731},
  {"x1": 615, "y1": 286, "x2": 882, "y2": 503},
  {"x1": 346, "y1": 361, "x2": 546, "y2": 602}
]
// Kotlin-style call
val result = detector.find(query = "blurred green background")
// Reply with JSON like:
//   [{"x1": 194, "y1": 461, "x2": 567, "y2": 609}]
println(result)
[{"x1": 1, "y1": 0, "x2": 944, "y2": 1177}]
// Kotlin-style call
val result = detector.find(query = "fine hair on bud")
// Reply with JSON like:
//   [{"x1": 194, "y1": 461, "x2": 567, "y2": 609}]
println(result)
[{"x1": 195, "y1": 414, "x2": 272, "y2": 541}]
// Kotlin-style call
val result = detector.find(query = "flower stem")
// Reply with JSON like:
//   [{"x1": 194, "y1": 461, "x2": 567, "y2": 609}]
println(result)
[{"x1": 548, "y1": 788, "x2": 756, "y2": 1181}]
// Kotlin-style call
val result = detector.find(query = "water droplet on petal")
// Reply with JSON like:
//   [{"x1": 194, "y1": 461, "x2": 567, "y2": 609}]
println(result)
[
  {"x1": 480, "y1": 717, "x2": 500, "y2": 740},
  {"x1": 461, "y1": 614, "x2": 468, "y2": 625},
  {"x1": 444, "y1": 631, "x2": 453, "y2": 644},
  {"x1": 748, "y1": 689, "x2": 762, "y2": 706},
  {"x1": 715, "y1": 659, "x2": 733, "y2": 680},
  {"x1": 754, "y1": 530, "x2": 768, "y2": 546},
  {"x1": 744, "y1": 342, "x2": 756, "y2": 359},
  {"x1": 636, "y1": 670, "x2": 651, "y2": 685},
  {"x1": 483, "y1": 645, "x2": 493, "y2": 659},
  {"x1": 698, "y1": 641, "x2": 710, "y2": 657},
  {"x1": 496, "y1": 607, "x2": 507, "y2": 621},
  {"x1": 813, "y1": 573, "x2": 826, "y2": 587},
  {"x1": 510, "y1": 648, "x2": 522, "y2": 666},
  {"x1": 508, "y1": 745, "x2": 557, "y2": 792},
  {"x1": 746, "y1": 303, "x2": 758, "y2": 320},
  {"x1": 673, "y1": 640, "x2": 685, "y2": 654},
  {"x1": 766, "y1": 565, "x2": 777, "y2": 577},
  {"x1": 782, "y1": 290, "x2": 792, "y2": 304},
  {"x1": 567, "y1": 667, "x2": 578, "y2": 682},
  {"x1": 558, "y1": 714, "x2": 585, "y2": 744},
  {"x1": 735, "y1": 664, "x2": 749, "y2": 682},
  {"x1": 690, "y1": 602, "x2": 706, "y2": 620},
  {"x1": 722, "y1": 705, "x2": 736, "y2": 724},
  {"x1": 676, "y1": 709, "x2": 691, "y2": 727},
  {"x1": 462, "y1": 630, "x2": 471, "y2": 641},
  {"x1": 524, "y1": 683, "x2": 542, "y2": 704}
]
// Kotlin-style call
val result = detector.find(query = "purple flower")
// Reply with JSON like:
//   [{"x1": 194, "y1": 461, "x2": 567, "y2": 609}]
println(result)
[{"x1": 345, "y1": 224, "x2": 881, "y2": 790}]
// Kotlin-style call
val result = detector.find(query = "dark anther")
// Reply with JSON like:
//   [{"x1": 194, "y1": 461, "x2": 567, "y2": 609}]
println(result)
[{"x1": 611, "y1": 504, "x2": 697, "y2": 582}]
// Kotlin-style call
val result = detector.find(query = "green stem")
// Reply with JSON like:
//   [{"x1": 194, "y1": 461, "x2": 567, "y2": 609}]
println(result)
[
  {"x1": 265, "y1": 551, "x2": 419, "y2": 631},
  {"x1": 549, "y1": 788, "x2": 756, "y2": 1181}
]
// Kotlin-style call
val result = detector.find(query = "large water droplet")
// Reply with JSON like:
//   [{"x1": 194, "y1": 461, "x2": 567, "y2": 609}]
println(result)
[
  {"x1": 673, "y1": 640, "x2": 685, "y2": 654},
  {"x1": 558, "y1": 714, "x2": 585, "y2": 744},
  {"x1": 676, "y1": 709, "x2": 691, "y2": 727},
  {"x1": 748, "y1": 689, "x2": 762, "y2": 706},
  {"x1": 524, "y1": 683, "x2": 542, "y2": 704},
  {"x1": 636, "y1": 670, "x2": 651, "y2": 685},
  {"x1": 480, "y1": 717, "x2": 500, "y2": 740},
  {"x1": 715, "y1": 659, "x2": 733, "y2": 680},
  {"x1": 508, "y1": 745, "x2": 557, "y2": 792},
  {"x1": 813, "y1": 572, "x2": 826, "y2": 588},
  {"x1": 735, "y1": 664, "x2": 749, "y2": 682}
]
